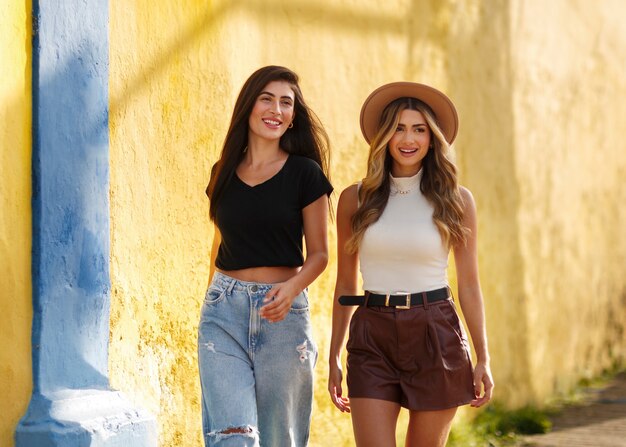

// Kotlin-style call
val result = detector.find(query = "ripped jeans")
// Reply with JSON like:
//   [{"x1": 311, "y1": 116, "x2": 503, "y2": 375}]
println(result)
[{"x1": 198, "y1": 272, "x2": 318, "y2": 446}]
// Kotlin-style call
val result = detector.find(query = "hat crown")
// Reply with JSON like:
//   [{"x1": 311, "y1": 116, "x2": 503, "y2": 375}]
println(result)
[{"x1": 359, "y1": 82, "x2": 458, "y2": 145}]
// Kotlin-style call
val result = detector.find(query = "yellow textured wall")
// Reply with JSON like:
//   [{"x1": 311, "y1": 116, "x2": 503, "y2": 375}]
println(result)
[
  {"x1": 108, "y1": 1, "x2": 626, "y2": 445},
  {"x1": 447, "y1": 0, "x2": 531, "y2": 407},
  {"x1": 0, "y1": 2, "x2": 32, "y2": 447},
  {"x1": 510, "y1": 0, "x2": 626, "y2": 402}
]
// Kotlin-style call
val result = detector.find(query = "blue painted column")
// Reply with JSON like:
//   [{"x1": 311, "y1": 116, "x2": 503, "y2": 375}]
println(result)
[{"x1": 15, "y1": 1, "x2": 156, "y2": 446}]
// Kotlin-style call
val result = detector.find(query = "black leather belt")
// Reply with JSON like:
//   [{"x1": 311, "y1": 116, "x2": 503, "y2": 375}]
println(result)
[{"x1": 339, "y1": 287, "x2": 450, "y2": 309}]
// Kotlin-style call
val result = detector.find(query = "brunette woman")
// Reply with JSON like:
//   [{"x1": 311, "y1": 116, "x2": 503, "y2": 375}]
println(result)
[{"x1": 201, "y1": 65, "x2": 332, "y2": 446}]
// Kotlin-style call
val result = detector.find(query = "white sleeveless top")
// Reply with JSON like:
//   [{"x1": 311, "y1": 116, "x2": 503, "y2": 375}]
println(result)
[{"x1": 359, "y1": 169, "x2": 449, "y2": 294}]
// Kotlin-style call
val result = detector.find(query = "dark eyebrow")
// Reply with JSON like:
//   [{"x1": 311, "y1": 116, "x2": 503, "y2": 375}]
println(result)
[
  {"x1": 259, "y1": 91, "x2": 294, "y2": 101},
  {"x1": 397, "y1": 122, "x2": 427, "y2": 127}
]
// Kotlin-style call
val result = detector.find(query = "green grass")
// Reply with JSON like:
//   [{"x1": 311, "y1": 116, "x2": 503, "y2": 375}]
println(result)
[
  {"x1": 447, "y1": 404, "x2": 552, "y2": 447},
  {"x1": 447, "y1": 364, "x2": 625, "y2": 446}
]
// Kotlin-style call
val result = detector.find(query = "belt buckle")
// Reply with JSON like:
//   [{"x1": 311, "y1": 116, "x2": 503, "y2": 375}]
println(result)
[{"x1": 396, "y1": 293, "x2": 411, "y2": 310}]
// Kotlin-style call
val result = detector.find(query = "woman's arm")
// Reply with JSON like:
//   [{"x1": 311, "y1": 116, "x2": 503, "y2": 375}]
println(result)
[
  {"x1": 259, "y1": 194, "x2": 330, "y2": 322},
  {"x1": 453, "y1": 186, "x2": 494, "y2": 407},
  {"x1": 208, "y1": 224, "x2": 221, "y2": 287},
  {"x1": 328, "y1": 185, "x2": 360, "y2": 412}
]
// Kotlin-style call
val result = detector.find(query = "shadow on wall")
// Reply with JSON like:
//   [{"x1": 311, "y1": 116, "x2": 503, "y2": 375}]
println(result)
[{"x1": 109, "y1": 0, "x2": 436, "y2": 117}]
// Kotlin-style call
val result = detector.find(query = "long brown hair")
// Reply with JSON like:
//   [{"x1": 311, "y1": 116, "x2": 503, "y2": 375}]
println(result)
[
  {"x1": 207, "y1": 66, "x2": 330, "y2": 220},
  {"x1": 347, "y1": 97, "x2": 468, "y2": 252}
]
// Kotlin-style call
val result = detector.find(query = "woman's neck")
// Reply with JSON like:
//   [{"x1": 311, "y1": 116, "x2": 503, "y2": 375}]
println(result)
[
  {"x1": 245, "y1": 135, "x2": 284, "y2": 164},
  {"x1": 391, "y1": 163, "x2": 422, "y2": 178}
]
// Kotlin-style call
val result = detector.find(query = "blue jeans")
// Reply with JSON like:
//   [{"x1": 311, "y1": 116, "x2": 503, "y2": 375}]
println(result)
[{"x1": 198, "y1": 272, "x2": 318, "y2": 446}]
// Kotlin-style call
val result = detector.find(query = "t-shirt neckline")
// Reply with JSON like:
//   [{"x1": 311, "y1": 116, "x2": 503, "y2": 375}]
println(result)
[{"x1": 235, "y1": 154, "x2": 291, "y2": 188}]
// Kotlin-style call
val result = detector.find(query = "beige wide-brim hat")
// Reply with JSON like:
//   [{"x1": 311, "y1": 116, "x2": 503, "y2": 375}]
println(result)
[{"x1": 359, "y1": 81, "x2": 459, "y2": 144}]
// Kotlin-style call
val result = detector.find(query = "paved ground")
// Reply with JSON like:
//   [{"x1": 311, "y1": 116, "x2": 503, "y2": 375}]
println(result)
[{"x1": 521, "y1": 372, "x2": 626, "y2": 447}]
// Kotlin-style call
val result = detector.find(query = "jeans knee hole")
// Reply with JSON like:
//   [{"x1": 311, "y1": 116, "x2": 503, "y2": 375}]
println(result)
[
  {"x1": 221, "y1": 427, "x2": 251, "y2": 435},
  {"x1": 207, "y1": 425, "x2": 259, "y2": 441}
]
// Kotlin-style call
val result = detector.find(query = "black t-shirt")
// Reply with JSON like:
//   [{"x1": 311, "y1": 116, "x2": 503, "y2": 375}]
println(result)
[{"x1": 214, "y1": 155, "x2": 333, "y2": 270}]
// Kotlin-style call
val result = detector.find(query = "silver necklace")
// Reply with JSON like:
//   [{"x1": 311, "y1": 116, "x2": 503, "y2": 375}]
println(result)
[
  {"x1": 390, "y1": 177, "x2": 419, "y2": 196},
  {"x1": 390, "y1": 185, "x2": 414, "y2": 196}
]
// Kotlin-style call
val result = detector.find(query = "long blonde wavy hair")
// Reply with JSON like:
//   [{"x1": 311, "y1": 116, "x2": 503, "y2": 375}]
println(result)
[{"x1": 346, "y1": 97, "x2": 469, "y2": 253}]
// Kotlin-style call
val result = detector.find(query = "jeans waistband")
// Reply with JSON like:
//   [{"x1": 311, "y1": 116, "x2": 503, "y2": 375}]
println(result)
[{"x1": 211, "y1": 271, "x2": 276, "y2": 293}]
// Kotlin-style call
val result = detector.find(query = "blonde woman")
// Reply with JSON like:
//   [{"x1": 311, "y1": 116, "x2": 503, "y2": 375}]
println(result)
[{"x1": 328, "y1": 82, "x2": 493, "y2": 446}]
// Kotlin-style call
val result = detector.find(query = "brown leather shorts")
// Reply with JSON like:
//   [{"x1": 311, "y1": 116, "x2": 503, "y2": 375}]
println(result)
[{"x1": 346, "y1": 298, "x2": 475, "y2": 411}]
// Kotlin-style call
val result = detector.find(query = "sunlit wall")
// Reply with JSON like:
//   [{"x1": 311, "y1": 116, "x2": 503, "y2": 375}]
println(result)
[
  {"x1": 0, "y1": 2, "x2": 32, "y2": 447},
  {"x1": 107, "y1": 1, "x2": 626, "y2": 445}
]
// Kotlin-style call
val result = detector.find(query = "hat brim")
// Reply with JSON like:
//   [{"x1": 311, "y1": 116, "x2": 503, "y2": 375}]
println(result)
[{"x1": 359, "y1": 82, "x2": 458, "y2": 144}]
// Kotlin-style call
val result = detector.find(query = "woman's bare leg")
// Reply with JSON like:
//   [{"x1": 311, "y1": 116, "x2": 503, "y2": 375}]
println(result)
[
  {"x1": 350, "y1": 398, "x2": 401, "y2": 447},
  {"x1": 405, "y1": 407, "x2": 457, "y2": 447}
]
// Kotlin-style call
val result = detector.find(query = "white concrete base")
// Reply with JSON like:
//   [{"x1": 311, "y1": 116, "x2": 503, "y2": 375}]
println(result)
[{"x1": 15, "y1": 389, "x2": 157, "y2": 447}]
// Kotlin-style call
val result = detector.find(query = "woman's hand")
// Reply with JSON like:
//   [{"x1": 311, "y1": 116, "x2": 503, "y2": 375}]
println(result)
[
  {"x1": 259, "y1": 194, "x2": 329, "y2": 324},
  {"x1": 328, "y1": 360, "x2": 351, "y2": 412},
  {"x1": 259, "y1": 282, "x2": 300, "y2": 323},
  {"x1": 326, "y1": 185, "x2": 359, "y2": 414},
  {"x1": 470, "y1": 361, "x2": 494, "y2": 408}
]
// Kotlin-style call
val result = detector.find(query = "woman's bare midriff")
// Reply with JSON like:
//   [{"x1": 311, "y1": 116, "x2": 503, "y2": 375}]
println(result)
[{"x1": 216, "y1": 266, "x2": 300, "y2": 284}]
